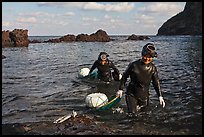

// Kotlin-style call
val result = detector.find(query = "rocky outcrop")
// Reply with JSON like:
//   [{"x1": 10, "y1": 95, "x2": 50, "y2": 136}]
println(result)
[
  {"x1": 60, "y1": 34, "x2": 76, "y2": 42},
  {"x1": 127, "y1": 34, "x2": 150, "y2": 41},
  {"x1": 44, "y1": 34, "x2": 76, "y2": 43},
  {"x1": 2, "y1": 31, "x2": 13, "y2": 47},
  {"x1": 88, "y1": 29, "x2": 110, "y2": 42},
  {"x1": 76, "y1": 30, "x2": 110, "y2": 42},
  {"x1": 157, "y1": 2, "x2": 202, "y2": 35},
  {"x1": 2, "y1": 29, "x2": 29, "y2": 47},
  {"x1": 44, "y1": 29, "x2": 110, "y2": 43},
  {"x1": 29, "y1": 39, "x2": 42, "y2": 43}
]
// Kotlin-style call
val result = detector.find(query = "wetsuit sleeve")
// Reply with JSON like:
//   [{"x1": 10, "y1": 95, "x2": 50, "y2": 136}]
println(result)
[
  {"x1": 109, "y1": 61, "x2": 120, "y2": 75},
  {"x1": 152, "y1": 66, "x2": 162, "y2": 97},
  {"x1": 89, "y1": 61, "x2": 98, "y2": 74},
  {"x1": 118, "y1": 62, "x2": 133, "y2": 90}
]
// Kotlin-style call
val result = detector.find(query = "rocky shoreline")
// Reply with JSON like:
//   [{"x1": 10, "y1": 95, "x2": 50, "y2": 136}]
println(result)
[
  {"x1": 2, "y1": 113, "x2": 194, "y2": 135},
  {"x1": 2, "y1": 114, "x2": 121, "y2": 135}
]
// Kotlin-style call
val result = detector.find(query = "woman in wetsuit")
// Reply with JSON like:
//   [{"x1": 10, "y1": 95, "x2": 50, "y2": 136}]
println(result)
[
  {"x1": 116, "y1": 43, "x2": 165, "y2": 115},
  {"x1": 89, "y1": 52, "x2": 120, "y2": 82}
]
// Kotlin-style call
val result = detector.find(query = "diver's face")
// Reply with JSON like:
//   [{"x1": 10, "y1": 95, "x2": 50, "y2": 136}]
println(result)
[
  {"x1": 142, "y1": 54, "x2": 153, "y2": 64},
  {"x1": 100, "y1": 54, "x2": 107, "y2": 61}
]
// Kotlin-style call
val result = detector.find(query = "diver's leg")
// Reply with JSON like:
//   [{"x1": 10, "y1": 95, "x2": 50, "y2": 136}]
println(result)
[
  {"x1": 137, "y1": 97, "x2": 149, "y2": 111},
  {"x1": 125, "y1": 94, "x2": 138, "y2": 114}
]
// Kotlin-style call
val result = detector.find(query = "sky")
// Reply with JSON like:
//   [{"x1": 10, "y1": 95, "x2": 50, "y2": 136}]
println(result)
[{"x1": 2, "y1": 2, "x2": 186, "y2": 36}]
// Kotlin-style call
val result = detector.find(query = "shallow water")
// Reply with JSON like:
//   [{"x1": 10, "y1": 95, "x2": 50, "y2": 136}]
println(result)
[{"x1": 2, "y1": 35, "x2": 202, "y2": 135}]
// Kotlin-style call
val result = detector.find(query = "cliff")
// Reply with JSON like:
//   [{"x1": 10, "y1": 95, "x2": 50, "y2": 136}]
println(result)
[{"x1": 157, "y1": 2, "x2": 202, "y2": 35}]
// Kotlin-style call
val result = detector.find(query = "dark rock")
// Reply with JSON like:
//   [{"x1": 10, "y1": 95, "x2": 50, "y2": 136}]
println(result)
[
  {"x1": 127, "y1": 34, "x2": 150, "y2": 40},
  {"x1": 59, "y1": 34, "x2": 76, "y2": 42},
  {"x1": 2, "y1": 123, "x2": 27, "y2": 135},
  {"x1": 29, "y1": 39, "x2": 42, "y2": 43},
  {"x1": 157, "y1": 2, "x2": 202, "y2": 35},
  {"x1": 89, "y1": 29, "x2": 111, "y2": 42},
  {"x1": 44, "y1": 38, "x2": 62, "y2": 43},
  {"x1": 75, "y1": 34, "x2": 90, "y2": 42},
  {"x1": 2, "y1": 114, "x2": 121, "y2": 135}
]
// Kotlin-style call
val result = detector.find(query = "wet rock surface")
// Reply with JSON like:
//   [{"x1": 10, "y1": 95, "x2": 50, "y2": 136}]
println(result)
[
  {"x1": 2, "y1": 113, "x2": 192, "y2": 135},
  {"x1": 2, "y1": 114, "x2": 121, "y2": 135}
]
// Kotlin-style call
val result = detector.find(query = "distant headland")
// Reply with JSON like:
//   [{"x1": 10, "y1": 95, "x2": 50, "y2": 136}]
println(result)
[{"x1": 157, "y1": 2, "x2": 202, "y2": 35}]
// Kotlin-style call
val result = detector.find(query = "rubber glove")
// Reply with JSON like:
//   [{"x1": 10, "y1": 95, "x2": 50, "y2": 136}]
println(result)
[
  {"x1": 116, "y1": 90, "x2": 123, "y2": 98},
  {"x1": 119, "y1": 74, "x2": 122, "y2": 80},
  {"x1": 159, "y1": 96, "x2": 165, "y2": 108}
]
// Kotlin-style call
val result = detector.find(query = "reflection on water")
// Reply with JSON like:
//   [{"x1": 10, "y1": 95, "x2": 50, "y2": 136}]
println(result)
[{"x1": 2, "y1": 36, "x2": 202, "y2": 134}]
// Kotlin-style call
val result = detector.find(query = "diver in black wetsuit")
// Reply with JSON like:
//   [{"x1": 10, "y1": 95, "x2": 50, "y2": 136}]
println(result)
[
  {"x1": 89, "y1": 52, "x2": 120, "y2": 82},
  {"x1": 116, "y1": 43, "x2": 165, "y2": 115}
]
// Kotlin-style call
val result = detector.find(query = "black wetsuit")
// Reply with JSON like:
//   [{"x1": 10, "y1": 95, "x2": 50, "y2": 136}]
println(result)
[
  {"x1": 89, "y1": 60, "x2": 120, "y2": 82},
  {"x1": 119, "y1": 59, "x2": 162, "y2": 113}
]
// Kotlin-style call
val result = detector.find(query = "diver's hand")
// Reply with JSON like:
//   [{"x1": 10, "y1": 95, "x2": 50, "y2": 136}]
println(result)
[
  {"x1": 119, "y1": 74, "x2": 122, "y2": 80},
  {"x1": 159, "y1": 96, "x2": 165, "y2": 108},
  {"x1": 116, "y1": 90, "x2": 123, "y2": 98}
]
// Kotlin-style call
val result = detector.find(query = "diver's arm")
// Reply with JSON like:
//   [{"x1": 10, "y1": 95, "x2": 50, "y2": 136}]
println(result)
[
  {"x1": 109, "y1": 61, "x2": 120, "y2": 75},
  {"x1": 89, "y1": 61, "x2": 98, "y2": 74},
  {"x1": 152, "y1": 66, "x2": 165, "y2": 108},
  {"x1": 119, "y1": 62, "x2": 133, "y2": 90},
  {"x1": 152, "y1": 66, "x2": 162, "y2": 97}
]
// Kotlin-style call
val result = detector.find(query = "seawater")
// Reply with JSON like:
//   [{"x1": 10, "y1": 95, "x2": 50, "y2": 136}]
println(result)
[{"x1": 2, "y1": 35, "x2": 202, "y2": 135}]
